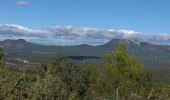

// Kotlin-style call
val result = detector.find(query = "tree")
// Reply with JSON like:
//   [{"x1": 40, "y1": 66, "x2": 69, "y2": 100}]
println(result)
[
  {"x1": 34, "y1": 58, "x2": 67, "y2": 100},
  {"x1": 86, "y1": 43, "x2": 153, "y2": 100},
  {"x1": 0, "y1": 48, "x2": 4, "y2": 60},
  {"x1": 107, "y1": 43, "x2": 153, "y2": 99}
]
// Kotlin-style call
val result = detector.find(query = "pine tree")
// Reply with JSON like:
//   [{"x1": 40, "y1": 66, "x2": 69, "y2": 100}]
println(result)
[{"x1": 106, "y1": 43, "x2": 153, "y2": 99}]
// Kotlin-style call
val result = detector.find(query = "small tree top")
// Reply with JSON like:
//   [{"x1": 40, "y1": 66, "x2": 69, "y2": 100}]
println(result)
[{"x1": 0, "y1": 48, "x2": 5, "y2": 59}]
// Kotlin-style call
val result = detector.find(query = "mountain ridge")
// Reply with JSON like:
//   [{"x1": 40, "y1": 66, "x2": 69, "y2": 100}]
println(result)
[
  {"x1": 1, "y1": 38, "x2": 170, "y2": 48},
  {"x1": 1, "y1": 38, "x2": 170, "y2": 69}
]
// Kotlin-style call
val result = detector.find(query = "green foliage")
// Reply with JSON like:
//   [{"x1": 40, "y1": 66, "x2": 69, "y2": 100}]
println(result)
[
  {"x1": 0, "y1": 44, "x2": 170, "y2": 100},
  {"x1": 0, "y1": 48, "x2": 4, "y2": 59},
  {"x1": 86, "y1": 43, "x2": 169, "y2": 100}
]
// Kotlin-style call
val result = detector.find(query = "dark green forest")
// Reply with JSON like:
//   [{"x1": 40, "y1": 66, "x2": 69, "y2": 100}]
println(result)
[{"x1": 0, "y1": 44, "x2": 170, "y2": 100}]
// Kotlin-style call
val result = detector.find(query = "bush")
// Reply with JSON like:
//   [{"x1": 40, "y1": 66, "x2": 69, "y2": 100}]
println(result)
[{"x1": 0, "y1": 45, "x2": 169, "y2": 100}]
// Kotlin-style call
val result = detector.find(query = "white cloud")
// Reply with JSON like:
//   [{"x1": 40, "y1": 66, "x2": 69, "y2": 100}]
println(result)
[
  {"x1": 0, "y1": 24, "x2": 49, "y2": 38},
  {"x1": 16, "y1": 0, "x2": 28, "y2": 6},
  {"x1": 1, "y1": 24, "x2": 170, "y2": 45}
]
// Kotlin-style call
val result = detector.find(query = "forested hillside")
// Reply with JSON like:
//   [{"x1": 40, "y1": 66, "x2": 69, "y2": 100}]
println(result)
[
  {"x1": 1, "y1": 39, "x2": 170, "y2": 69},
  {"x1": 0, "y1": 44, "x2": 170, "y2": 100}
]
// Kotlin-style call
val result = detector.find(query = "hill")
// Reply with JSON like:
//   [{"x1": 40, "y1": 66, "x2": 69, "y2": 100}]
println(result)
[{"x1": 1, "y1": 39, "x2": 170, "y2": 69}]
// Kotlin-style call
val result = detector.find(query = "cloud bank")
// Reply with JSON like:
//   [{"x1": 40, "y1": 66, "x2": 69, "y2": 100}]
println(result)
[{"x1": 0, "y1": 24, "x2": 170, "y2": 46}]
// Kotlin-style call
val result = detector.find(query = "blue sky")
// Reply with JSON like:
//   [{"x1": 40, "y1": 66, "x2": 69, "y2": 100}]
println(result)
[
  {"x1": 1, "y1": 0, "x2": 170, "y2": 45},
  {"x1": 0, "y1": 0, "x2": 170, "y2": 33}
]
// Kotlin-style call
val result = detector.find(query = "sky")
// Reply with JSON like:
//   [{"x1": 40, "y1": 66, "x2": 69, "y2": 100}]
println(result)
[{"x1": 0, "y1": 0, "x2": 170, "y2": 45}]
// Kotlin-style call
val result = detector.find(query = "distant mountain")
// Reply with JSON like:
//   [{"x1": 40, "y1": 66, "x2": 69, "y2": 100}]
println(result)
[{"x1": 1, "y1": 39, "x2": 170, "y2": 69}]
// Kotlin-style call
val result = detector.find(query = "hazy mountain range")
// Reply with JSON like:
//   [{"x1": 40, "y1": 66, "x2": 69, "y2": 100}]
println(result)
[{"x1": 0, "y1": 39, "x2": 170, "y2": 69}]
